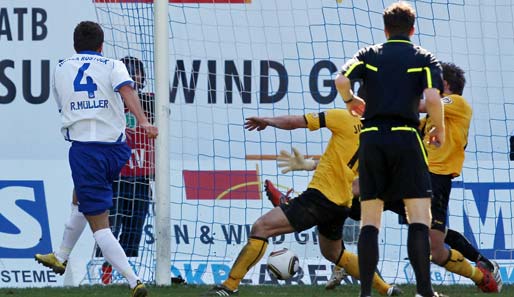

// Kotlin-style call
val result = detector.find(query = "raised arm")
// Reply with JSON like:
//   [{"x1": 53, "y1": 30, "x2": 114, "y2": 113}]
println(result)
[
  {"x1": 424, "y1": 88, "x2": 445, "y2": 147},
  {"x1": 119, "y1": 85, "x2": 158, "y2": 138},
  {"x1": 335, "y1": 73, "x2": 365, "y2": 117},
  {"x1": 244, "y1": 115, "x2": 307, "y2": 131}
]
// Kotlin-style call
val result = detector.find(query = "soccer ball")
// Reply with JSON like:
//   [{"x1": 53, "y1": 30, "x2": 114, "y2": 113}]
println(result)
[{"x1": 266, "y1": 248, "x2": 300, "y2": 280}]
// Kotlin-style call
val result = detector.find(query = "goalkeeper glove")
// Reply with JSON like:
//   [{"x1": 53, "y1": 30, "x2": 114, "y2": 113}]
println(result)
[{"x1": 277, "y1": 147, "x2": 317, "y2": 173}]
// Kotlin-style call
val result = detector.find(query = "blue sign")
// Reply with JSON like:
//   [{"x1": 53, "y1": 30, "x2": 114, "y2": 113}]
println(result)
[
  {"x1": 452, "y1": 182, "x2": 514, "y2": 260},
  {"x1": 0, "y1": 181, "x2": 52, "y2": 258}
]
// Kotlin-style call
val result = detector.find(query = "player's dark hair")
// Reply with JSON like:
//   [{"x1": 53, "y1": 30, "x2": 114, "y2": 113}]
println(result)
[
  {"x1": 121, "y1": 56, "x2": 146, "y2": 90},
  {"x1": 73, "y1": 21, "x2": 104, "y2": 53},
  {"x1": 441, "y1": 62, "x2": 466, "y2": 95},
  {"x1": 383, "y1": 2, "x2": 416, "y2": 37}
]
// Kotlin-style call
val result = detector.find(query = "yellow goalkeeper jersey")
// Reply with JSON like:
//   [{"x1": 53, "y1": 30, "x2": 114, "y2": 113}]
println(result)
[
  {"x1": 304, "y1": 109, "x2": 361, "y2": 207},
  {"x1": 420, "y1": 94, "x2": 472, "y2": 177}
]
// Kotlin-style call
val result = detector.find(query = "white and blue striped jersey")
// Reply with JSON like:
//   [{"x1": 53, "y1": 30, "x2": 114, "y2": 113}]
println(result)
[{"x1": 53, "y1": 51, "x2": 134, "y2": 142}]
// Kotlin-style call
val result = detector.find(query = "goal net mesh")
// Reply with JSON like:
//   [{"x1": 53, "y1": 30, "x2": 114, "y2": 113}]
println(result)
[{"x1": 87, "y1": 0, "x2": 514, "y2": 286}]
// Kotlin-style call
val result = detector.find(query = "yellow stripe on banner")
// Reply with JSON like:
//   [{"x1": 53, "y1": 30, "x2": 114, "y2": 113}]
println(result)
[
  {"x1": 424, "y1": 67, "x2": 432, "y2": 88},
  {"x1": 361, "y1": 127, "x2": 378, "y2": 133},
  {"x1": 391, "y1": 126, "x2": 428, "y2": 165},
  {"x1": 344, "y1": 61, "x2": 364, "y2": 76},
  {"x1": 366, "y1": 64, "x2": 378, "y2": 72},
  {"x1": 407, "y1": 67, "x2": 423, "y2": 73},
  {"x1": 215, "y1": 181, "x2": 261, "y2": 200}
]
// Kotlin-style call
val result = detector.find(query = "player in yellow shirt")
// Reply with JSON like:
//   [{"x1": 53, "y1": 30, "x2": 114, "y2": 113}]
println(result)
[
  {"x1": 419, "y1": 62, "x2": 501, "y2": 292},
  {"x1": 203, "y1": 109, "x2": 401, "y2": 296}
]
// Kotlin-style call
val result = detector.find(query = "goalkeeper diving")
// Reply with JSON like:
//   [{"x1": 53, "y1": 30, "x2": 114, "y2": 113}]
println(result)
[{"x1": 203, "y1": 109, "x2": 401, "y2": 296}]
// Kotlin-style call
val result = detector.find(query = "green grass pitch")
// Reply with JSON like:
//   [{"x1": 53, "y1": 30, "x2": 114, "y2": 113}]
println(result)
[{"x1": 1, "y1": 284, "x2": 512, "y2": 297}]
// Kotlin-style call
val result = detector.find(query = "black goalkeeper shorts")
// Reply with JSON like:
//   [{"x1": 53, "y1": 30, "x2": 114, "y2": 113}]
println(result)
[
  {"x1": 280, "y1": 188, "x2": 350, "y2": 240},
  {"x1": 430, "y1": 173, "x2": 452, "y2": 232}
]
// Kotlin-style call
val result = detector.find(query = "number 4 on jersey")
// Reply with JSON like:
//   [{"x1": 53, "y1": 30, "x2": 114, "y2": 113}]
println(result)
[{"x1": 73, "y1": 63, "x2": 97, "y2": 98}]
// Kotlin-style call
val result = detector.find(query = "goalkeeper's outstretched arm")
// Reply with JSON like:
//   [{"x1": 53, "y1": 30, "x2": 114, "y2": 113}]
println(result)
[{"x1": 244, "y1": 115, "x2": 307, "y2": 131}]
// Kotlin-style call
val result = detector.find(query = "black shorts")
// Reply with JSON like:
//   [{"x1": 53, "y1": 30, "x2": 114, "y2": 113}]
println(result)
[
  {"x1": 430, "y1": 173, "x2": 452, "y2": 232},
  {"x1": 280, "y1": 188, "x2": 350, "y2": 240},
  {"x1": 359, "y1": 124, "x2": 432, "y2": 202}
]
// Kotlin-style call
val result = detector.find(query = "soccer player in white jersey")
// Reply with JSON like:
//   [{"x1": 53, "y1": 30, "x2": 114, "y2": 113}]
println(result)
[{"x1": 34, "y1": 21, "x2": 157, "y2": 297}]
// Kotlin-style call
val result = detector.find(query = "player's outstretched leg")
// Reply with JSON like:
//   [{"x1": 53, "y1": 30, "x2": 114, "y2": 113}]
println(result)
[
  {"x1": 203, "y1": 237, "x2": 267, "y2": 296},
  {"x1": 264, "y1": 179, "x2": 291, "y2": 207},
  {"x1": 34, "y1": 202, "x2": 86, "y2": 275},
  {"x1": 444, "y1": 229, "x2": 502, "y2": 292}
]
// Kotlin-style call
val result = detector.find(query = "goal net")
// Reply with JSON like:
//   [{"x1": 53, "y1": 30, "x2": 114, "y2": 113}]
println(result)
[{"x1": 88, "y1": 0, "x2": 514, "y2": 286}]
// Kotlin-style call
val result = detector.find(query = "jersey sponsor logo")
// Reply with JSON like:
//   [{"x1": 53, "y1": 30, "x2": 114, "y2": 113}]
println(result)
[
  {"x1": 442, "y1": 96, "x2": 453, "y2": 104},
  {"x1": 125, "y1": 112, "x2": 137, "y2": 129},
  {"x1": 183, "y1": 170, "x2": 260, "y2": 200},
  {"x1": 0, "y1": 181, "x2": 52, "y2": 258},
  {"x1": 450, "y1": 181, "x2": 514, "y2": 260}
]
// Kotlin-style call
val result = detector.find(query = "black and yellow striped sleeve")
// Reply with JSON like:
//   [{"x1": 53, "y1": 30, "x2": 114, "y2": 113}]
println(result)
[{"x1": 305, "y1": 112, "x2": 327, "y2": 131}]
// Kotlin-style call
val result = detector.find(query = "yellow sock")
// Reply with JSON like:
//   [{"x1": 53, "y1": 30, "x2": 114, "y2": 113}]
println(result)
[
  {"x1": 223, "y1": 237, "x2": 268, "y2": 291},
  {"x1": 443, "y1": 249, "x2": 483, "y2": 284},
  {"x1": 336, "y1": 250, "x2": 392, "y2": 296}
]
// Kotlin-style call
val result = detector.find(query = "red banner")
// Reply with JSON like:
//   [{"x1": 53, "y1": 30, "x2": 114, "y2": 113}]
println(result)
[{"x1": 183, "y1": 170, "x2": 260, "y2": 200}]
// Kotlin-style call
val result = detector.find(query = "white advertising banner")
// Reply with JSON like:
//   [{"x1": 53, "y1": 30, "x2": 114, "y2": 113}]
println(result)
[{"x1": 1, "y1": 0, "x2": 514, "y2": 289}]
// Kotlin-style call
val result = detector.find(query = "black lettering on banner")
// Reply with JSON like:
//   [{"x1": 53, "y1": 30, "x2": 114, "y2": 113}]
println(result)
[
  {"x1": 32, "y1": 8, "x2": 47, "y2": 41},
  {"x1": 46, "y1": 270, "x2": 57, "y2": 282},
  {"x1": 22, "y1": 59, "x2": 50, "y2": 104},
  {"x1": 11, "y1": 270, "x2": 20, "y2": 282},
  {"x1": 13, "y1": 8, "x2": 27, "y2": 41},
  {"x1": 260, "y1": 60, "x2": 287, "y2": 104},
  {"x1": 309, "y1": 60, "x2": 337, "y2": 104},
  {"x1": 0, "y1": 59, "x2": 15, "y2": 104},
  {"x1": 170, "y1": 60, "x2": 200, "y2": 103},
  {"x1": 199, "y1": 225, "x2": 214, "y2": 244},
  {"x1": 224, "y1": 60, "x2": 251, "y2": 103},
  {"x1": 33, "y1": 270, "x2": 45, "y2": 282},
  {"x1": 22, "y1": 270, "x2": 31, "y2": 282},
  {"x1": 221, "y1": 224, "x2": 250, "y2": 244},
  {"x1": 258, "y1": 264, "x2": 279, "y2": 285},
  {"x1": 0, "y1": 8, "x2": 12, "y2": 40},
  {"x1": 144, "y1": 224, "x2": 155, "y2": 244},
  {"x1": 1, "y1": 270, "x2": 10, "y2": 282},
  {"x1": 308, "y1": 265, "x2": 328, "y2": 284},
  {"x1": 311, "y1": 230, "x2": 318, "y2": 244},
  {"x1": 272, "y1": 234, "x2": 284, "y2": 245},
  {"x1": 294, "y1": 231, "x2": 308, "y2": 244},
  {"x1": 174, "y1": 224, "x2": 189, "y2": 244},
  {"x1": 207, "y1": 60, "x2": 216, "y2": 103}
]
